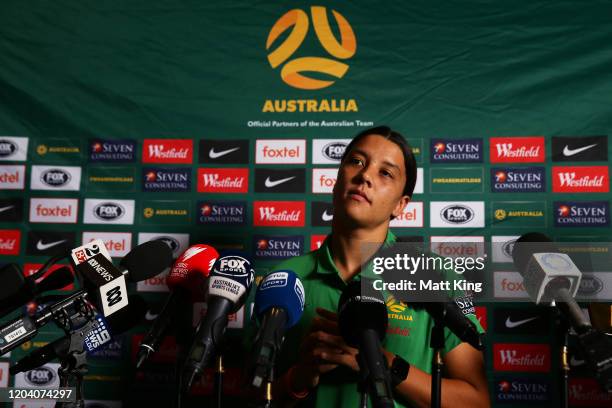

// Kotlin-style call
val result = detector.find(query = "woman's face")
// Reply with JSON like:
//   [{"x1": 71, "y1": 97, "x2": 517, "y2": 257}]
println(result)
[{"x1": 333, "y1": 134, "x2": 410, "y2": 229}]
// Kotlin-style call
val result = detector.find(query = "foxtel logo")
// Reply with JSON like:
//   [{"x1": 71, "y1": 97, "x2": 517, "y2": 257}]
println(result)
[
  {"x1": 493, "y1": 344, "x2": 550, "y2": 372},
  {"x1": 197, "y1": 168, "x2": 248, "y2": 193},
  {"x1": 552, "y1": 166, "x2": 609, "y2": 193},
  {"x1": 490, "y1": 137, "x2": 545, "y2": 163},
  {"x1": 253, "y1": 201, "x2": 305, "y2": 227},
  {"x1": 389, "y1": 202, "x2": 423, "y2": 227},
  {"x1": 142, "y1": 139, "x2": 193, "y2": 163}
]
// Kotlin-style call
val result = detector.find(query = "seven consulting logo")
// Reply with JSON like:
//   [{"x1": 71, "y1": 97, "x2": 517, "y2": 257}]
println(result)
[
  {"x1": 554, "y1": 201, "x2": 609, "y2": 227},
  {"x1": 430, "y1": 139, "x2": 483, "y2": 163},
  {"x1": 266, "y1": 6, "x2": 356, "y2": 90},
  {"x1": 254, "y1": 235, "x2": 303, "y2": 259},
  {"x1": 495, "y1": 378, "x2": 551, "y2": 403},
  {"x1": 197, "y1": 201, "x2": 246, "y2": 225},
  {"x1": 89, "y1": 139, "x2": 136, "y2": 162},
  {"x1": 491, "y1": 167, "x2": 545, "y2": 193},
  {"x1": 142, "y1": 167, "x2": 191, "y2": 192}
]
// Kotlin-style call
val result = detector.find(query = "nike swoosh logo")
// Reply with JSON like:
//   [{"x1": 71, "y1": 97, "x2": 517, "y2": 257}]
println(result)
[
  {"x1": 563, "y1": 144, "x2": 597, "y2": 157},
  {"x1": 265, "y1": 176, "x2": 295, "y2": 188},
  {"x1": 0, "y1": 205, "x2": 14, "y2": 213},
  {"x1": 209, "y1": 147, "x2": 239, "y2": 159},
  {"x1": 322, "y1": 210, "x2": 333, "y2": 221},
  {"x1": 36, "y1": 239, "x2": 67, "y2": 251},
  {"x1": 505, "y1": 316, "x2": 538, "y2": 328},
  {"x1": 145, "y1": 311, "x2": 159, "y2": 321}
]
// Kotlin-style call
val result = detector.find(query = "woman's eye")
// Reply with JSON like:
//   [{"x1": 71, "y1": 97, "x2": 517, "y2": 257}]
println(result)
[{"x1": 381, "y1": 170, "x2": 392, "y2": 178}]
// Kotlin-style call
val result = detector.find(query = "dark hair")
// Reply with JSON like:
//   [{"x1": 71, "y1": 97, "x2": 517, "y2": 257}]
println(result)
[{"x1": 341, "y1": 126, "x2": 417, "y2": 197}]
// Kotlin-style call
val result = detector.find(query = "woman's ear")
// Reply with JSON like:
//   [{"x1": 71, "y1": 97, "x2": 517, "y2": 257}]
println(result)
[{"x1": 391, "y1": 195, "x2": 411, "y2": 218}]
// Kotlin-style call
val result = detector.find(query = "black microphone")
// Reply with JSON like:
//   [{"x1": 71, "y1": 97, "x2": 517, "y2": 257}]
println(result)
[
  {"x1": 181, "y1": 251, "x2": 255, "y2": 393},
  {"x1": 0, "y1": 266, "x2": 74, "y2": 317},
  {"x1": 0, "y1": 290, "x2": 89, "y2": 355},
  {"x1": 118, "y1": 239, "x2": 174, "y2": 282},
  {"x1": 378, "y1": 240, "x2": 483, "y2": 350},
  {"x1": 338, "y1": 280, "x2": 394, "y2": 408},
  {"x1": 10, "y1": 295, "x2": 147, "y2": 375}
]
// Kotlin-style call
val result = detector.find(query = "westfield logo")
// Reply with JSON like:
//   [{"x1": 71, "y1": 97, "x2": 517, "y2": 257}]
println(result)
[
  {"x1": 553, "y1": 166, "x2": 609, "y2": 192},
  {"x1": 197, "y1": 169, "x2": 248, "y2": 193},
  {"x1": 143, "y1": 139, "x2": 193, "y2": 163},
  {"x1": 490, "y1": 137, "x2": 545, "y2": 163},
  {"x1": 494, "y1": 344, "x2": 550, "y2": 372},
  {"x1": 254, "y1": 201, "x2": 305, "y2": 227}
]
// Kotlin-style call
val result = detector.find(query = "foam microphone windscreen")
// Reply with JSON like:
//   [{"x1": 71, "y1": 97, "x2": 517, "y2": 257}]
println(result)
[
  {"x1": 0, "y1": 264, "x2": 26, "y2": 300},
  {"x1": 338, "y1": 280, "x2": 388, "y2": 347},
  {"x1": 120, "y1": 240, "x2": 174, "y2": 282},
  {"x1": 512, "y1": 232, "x2": 554, "y2": 273},
  {"x1": 36, "y1": 267, "x2": 74, "y2": 292},
  {"x1": 106, "y1": 295, "x2": 148, "y2": 334}
]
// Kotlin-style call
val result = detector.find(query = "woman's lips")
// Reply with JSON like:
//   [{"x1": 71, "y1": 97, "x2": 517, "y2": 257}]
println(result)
[{"x1": 348, "y1": 190, "x2": 370, "y2": 203}]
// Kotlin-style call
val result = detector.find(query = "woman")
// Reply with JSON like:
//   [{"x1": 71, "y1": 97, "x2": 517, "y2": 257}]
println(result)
[{"x1": 270, "y1": 126, "x2": 490, "y2": 407}]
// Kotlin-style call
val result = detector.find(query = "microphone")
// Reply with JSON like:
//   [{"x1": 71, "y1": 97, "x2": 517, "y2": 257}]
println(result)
[
  {"x1": 10, "y1": 295, "x2": 147, "y2": 374},
  {"x1": 512, "y1": 233, "x2": 585, "y2": 330},
  {"x1": 417, "y1": 301, "x2": 483, "y2": 351},
  {"x1": 0, "y1": 266, "x2": 74, "y2": 317},
  {"x1": 118, "y1": 239, "x2": 174, "y2": 282},
  {"x1": 0, "y1": 290, "x2": 89, "y2": 355},
  {"x1": 378, "y1": 241, "x2": 483, "y2": 350},
  {"x1": 338, "y1": 280, "x2": 394, "y2": 408},
  {"x1": 73, "y1": 240, "x2": 174, "y2": 317},
  {"x1": 249, "y1": 270, "x2": 305, "y2": 388},
  {"x1": 74, "y1": 253, "x2": 128, "y2": 317},
  {"x1": 181, "y1": 251, "x2": 255, "y2": 393},
  {"x1": 513, "y1": 232, "x2": 612, "y2": 392},
  {"x1": 136, "y1": 244, "x2": 219, "y2": 368}
]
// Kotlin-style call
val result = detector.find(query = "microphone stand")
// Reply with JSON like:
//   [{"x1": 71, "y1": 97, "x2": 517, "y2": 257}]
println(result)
[
  {"x1": 214, "y1": 354, "x2": 224, "y2": 408},
  {"x1": 555, "y1": 309, "x2": 570, "y2": 408},
  {"x1": 54, "y1": 299, "x2": 96, "y2": 408},
  {"x1": 429, "y1": 313, "x2": 446, "y2": 408},
  {"x1": 262, "y1": 366, "x2": 274, "y2": 408},
  {"x1": 356, "y1": 352, "x2": 369, "y2": 408}
]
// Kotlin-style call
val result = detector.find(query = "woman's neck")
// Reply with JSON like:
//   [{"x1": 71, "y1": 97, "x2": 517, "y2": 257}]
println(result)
[{"x1": 330, "y1": 222, "x2": 388, "y2": 282}]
